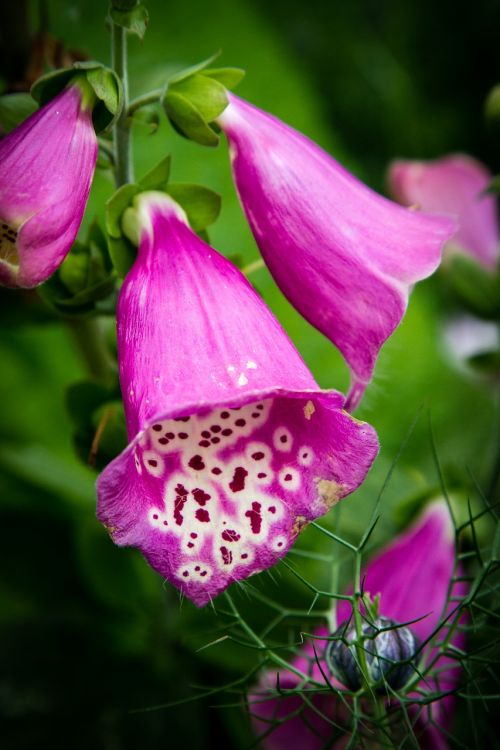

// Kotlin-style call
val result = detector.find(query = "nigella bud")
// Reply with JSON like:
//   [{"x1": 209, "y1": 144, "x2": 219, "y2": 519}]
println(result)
[{"x1": 326, "y1": 617, "x2": 419, "y2": 693}]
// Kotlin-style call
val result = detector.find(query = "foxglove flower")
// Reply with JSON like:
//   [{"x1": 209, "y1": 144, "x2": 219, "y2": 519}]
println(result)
[
  {"x1": 389, "y1": 154, "x2": 499, "y2": 271},
  {"x1": 0, "y1": 80, "x2": 98, "y2": 288},
  {"x1": 96, "y1": 191, "x2": 378, "y2": 607},
  {"x1": 217, "y1": 95, "x2": 456, "y2": 409},
  {"x1": 250, "y1": 500, "x2": 467, "y2": 749}
]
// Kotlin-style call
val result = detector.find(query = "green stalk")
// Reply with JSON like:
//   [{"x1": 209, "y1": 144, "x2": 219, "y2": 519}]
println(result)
[{"x1": 111, "y1": 21, "x2": 133, "y2": 186}]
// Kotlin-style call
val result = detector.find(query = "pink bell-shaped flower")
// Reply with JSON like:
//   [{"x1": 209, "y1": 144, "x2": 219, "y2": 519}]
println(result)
[
  {"x1": 389, "y1": 154, "x2": 499, "y2": 271},
  {"x1": 96, "y1": 191, "x2": 379, "y2": 607},
  {"x1": 250, "y1": 500, "x2": 467, "y2": 749},
  {"x1": 0, "y1": 80, "x2": 98, "y2": 288},
  {"x1": 217, "y1": 95, "x2": 456, "y2": 409}
]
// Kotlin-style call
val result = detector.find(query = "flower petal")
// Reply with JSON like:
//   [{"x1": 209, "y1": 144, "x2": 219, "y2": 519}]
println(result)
[
  {"x1": 96, "y1": 192, "x2": 378, "y2": 606},
  {"x1": 217, "y1": 95, "x2": 456, "y2": 407},
  {"x1": 389, "y1": 154, "x2": 499, "y2": 270}
]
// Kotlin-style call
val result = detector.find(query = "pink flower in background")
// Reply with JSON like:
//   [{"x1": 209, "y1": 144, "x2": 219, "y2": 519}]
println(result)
[
  {"x1": 389, "y1": 154, "x2": 499, "y2": 270},
  {"x1": 250, "y1": 500, "x2": 467, "y2": 749},
  {"x1": 0, "y1": 81, "x2": 98, "y2": 288},
  {"x1": 217, "y1": 95, "x2": 455, "y2": 410},
  {"x1": 96, "y1": 191, "x2": 378, "y2": 607}
]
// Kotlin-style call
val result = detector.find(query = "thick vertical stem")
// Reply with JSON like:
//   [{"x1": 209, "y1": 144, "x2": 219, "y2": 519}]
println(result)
[{"x1": 111, "y1": 22, "x2": 133, "y2": 186}]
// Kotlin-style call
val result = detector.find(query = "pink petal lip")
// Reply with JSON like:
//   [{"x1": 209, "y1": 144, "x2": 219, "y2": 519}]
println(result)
[
  {"x1": 388, "y1": 153, "x2": 499, "y2": 270},
  {"x1": 96, "y1": 192, "x2": 379, "y2": 607},
  {"x1": 0, "y1": 83, "x2": 98, "y2": 288},
  {"x1": 217, "y1": 94, "x2": 456, "y2": 409}
]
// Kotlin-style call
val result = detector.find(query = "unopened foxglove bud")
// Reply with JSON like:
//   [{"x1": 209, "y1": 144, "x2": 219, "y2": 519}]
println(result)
[{"x1": 326, "y1": 617, "x2": 419, "y2": 692}]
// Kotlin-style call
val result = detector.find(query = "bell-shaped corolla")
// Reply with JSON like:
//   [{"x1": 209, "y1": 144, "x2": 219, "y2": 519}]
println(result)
[
  {"x1": 250, "y1": 500, "x2": 467, "y2": 749},
  {"x1": 217, "y1": 95, "x2": 456, "y2": 410},
  {"x1": 389, "y1": 154, "x2": 499, "y2": 271},
  {"x1": 96, "y1": 191, "x2": 379, "y2": 607},
  {"x1": 0, "y1": 80, "x2": 98, "y2": 288}
]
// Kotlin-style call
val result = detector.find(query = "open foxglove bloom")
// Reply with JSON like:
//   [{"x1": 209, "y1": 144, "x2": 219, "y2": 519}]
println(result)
[
  {"x1": 96, "y1": 191, "x2": 378, "y2": 607},
  {"x1": 250, "y1": 500, "x2": 467, "y2": 749},
  {"x1": 389, "y1": 154, "x2": 499, "y2": 271},
  {"x1": 217, "y1": 95, "x2": 456, "y2": 410},
  {"x1": 0, "y1": 80, "x2": 98, "y2": 288}
]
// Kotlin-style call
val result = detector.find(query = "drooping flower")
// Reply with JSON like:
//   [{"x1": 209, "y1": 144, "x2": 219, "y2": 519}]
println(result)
[
  {"x1": 388, "y1": 154, "x2": 499, "y2": 271},
  {"x1": 0, "y1": 79, "x2": 98, "y2": 288},
  {"x1": 250, "y1": 500, "x2": 467, "y2": 749},
  {"x1": 217, "y1": 95, "x2": 456, "y2": 410},
  {"x1": 96, "y1": 191, "x2": 379, "y2": 607}
]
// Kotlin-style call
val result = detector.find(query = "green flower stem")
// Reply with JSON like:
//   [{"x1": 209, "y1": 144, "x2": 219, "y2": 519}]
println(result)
[
  {"x1": 242, "y1": 257, "x2": 265, "y2": 277},
  {"x1": 128, "y1": 88, "x2": 163, "y2": 116},
  {"x1": 111, "y1": 20, "x2": 133, "y2": 186}
]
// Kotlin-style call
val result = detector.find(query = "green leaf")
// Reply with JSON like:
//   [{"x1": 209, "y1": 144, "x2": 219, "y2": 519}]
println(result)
[
  {"x1": 109, "y1": 3, "x2": 149, "y2": 39},
  {"x1": 203, "y1": 67, "x2": 246, "y2": 89},
  {"x1": 139, "y1": 155, "x2": 171, "y2": 191},
  {"x1": 169, "y1": 73, "x2": 228, "y2": 122},
  {"x1": 0, "y1": 93, "x2": 37, "y2": 133},
  {"x1": 107, "y1": 236, "x2": 136, "y2": 279},
  {"x1": 105, "y1": 184, "x2": 140, "y2": 238},
  {"x1": 164, "y1": 90, "x2": 219, "y2": 146},
  {"x1": 169, "y1": 51, "x2": 222, "y2": 84},
  {"x1": 166, "y1": 183, "x2": 221, "y2": 231}
]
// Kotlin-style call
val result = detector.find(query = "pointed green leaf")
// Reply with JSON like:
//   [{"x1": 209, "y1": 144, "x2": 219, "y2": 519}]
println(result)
[
  {"x1": 109, "y1": 3, "x2": 149, "y2": 39},
  {"x1": 164, "y1": 90, "x2": 219, "y2": 146},
  {"x1": 169, "y1": 73, "x2": 228, "y2": 123},
  {"x1": 203, "y1": 67, "x2": 245, "y2": 89},
  {"x1": 139, "y1": 155, "x2": 171, "y2": 191}
]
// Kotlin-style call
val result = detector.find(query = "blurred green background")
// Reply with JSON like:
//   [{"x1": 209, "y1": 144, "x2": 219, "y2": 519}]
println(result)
[{"x1": 0, "y1": 0, "x2": 498, "y2": 748}]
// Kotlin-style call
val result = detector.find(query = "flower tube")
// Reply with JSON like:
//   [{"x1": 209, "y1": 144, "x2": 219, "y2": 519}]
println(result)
[
  {"x1": 0, "y1": 80, "x2": 98, "y2": 288},
  {"x1": 250, "y1": 500, "x2": 467, "y2": 749},
  {"x1": 96, "y1": 191, "x2": 378, "y2": 607},
  {"x1": 217, "y1": 95, "x2": 456, "y2": 409},
  {"x1": 389, "y1": 154, "x2": 499, "y2": 270}
]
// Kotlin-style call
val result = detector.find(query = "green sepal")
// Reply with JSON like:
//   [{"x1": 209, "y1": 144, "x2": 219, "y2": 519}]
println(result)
[
  {"x1": 202, "y1": 67, "x2": 246, "y2": 89},
  {"x1": 444, "y1": 253, "x2": 500, "y2": 320},
  {"x1": 66, "y1": 381, "x2": 127, "y2": 470},
  {"x1": 168, "y1": 74, "x2": 228, "y2": 123},
  {"x1": 166, "y1": 183, "x2": 221, "y2": 232},
  {"x1": 131, "y1": 105, "x2": 160, "y2": 133},
  {"x1": 164, "y1": 89, "x2": 220, "y2": 146},
  {"x1": 138, "y1": 155, "x2": 171, "y2": 191},
  {"x1": 109, "y1": 3, "x2": 149, "y2": 40},
  {"x1": 105, "y1": 183, "x2": 140, "y2": 278},
  {"x1": 0, "y1": 93, "x2": 37, "y2": 133},
  {"x1": 38, "y1": 222, "x2": 117, "y2": 317},
  {"x1": 31, "y1": 62, "x2": 123, "y2": 133}
]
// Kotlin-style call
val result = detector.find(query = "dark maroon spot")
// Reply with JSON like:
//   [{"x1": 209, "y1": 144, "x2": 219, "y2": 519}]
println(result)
[
  {"x1": 268, "y1": 506, "x2": 276, "y2": 513},
  {"x1": 235, "y1": 418, "x2": 246, "y2": 427},
  {"x1": 174, "y1": 417, "x2": 190, "y2": 422},
  {"x1": 280, "y1": 435, "x2": 288, "y2": 444},
  {"x1": 245, "y1": 501, "x2": 262, "y2": 534},
  {"x1": 256, "y1": 404, "x2": 264, "y2": 410},
  {"x1": 211, "y1": 425, "x2": 221, "y2": 433},
  {"x1": 302, "y1": 452, "x2": 308, "y2": 459},
  {"x1": 192, "y1": 488, "x2": 211, "y2": 506},
  {"x1": 220, "y1": 411, "x2": 230, "y2": 419},
  {"x1": 188, "y1": 542, "x2": 194, "y2": 548},
  {"x1": 152, "y1": 424, "x2": 162, "y2": 432},
  {"x1": 241, "y1": 553, "x2": 248, "y2": 559},
  {"x1": 211, "y1": 467, "x2": 222, "y2": 475},
  {"x1": 195, "y1": 566, "x2": 200, "y2": 572},
  {"x1": 174, "y1": 496, "x2": 188, "y2": 526},
  {"x1": 252, "y1": 412, "x2": 260, "y2": 418},
  {"x1": 277, "y1": 541, "x2": 283, "y2": 547},
  {"x1": 229, "y1": 466, "x2": 248, "y2": 493},
  {"x1": 252, "y1": 451, "x2": 265, "y2": 461},
  {"x1": 221, "y1": 428, "x2": 232, "y2": 436},
  {"x1": 195, "y1": 508, "x2": 210, "y2": 522},
  {"x1": 178, "y1": 432, "x2": 188, "y2": 439},
  {"x1": 222, "y1": 529, "x2": 241, "y2": 543},
  {"x1": 201, "y1": 430, "x2": 211, "y2": 439},
  {"x1": 189, "y1": 455, "x2": 205, "y2": 471},
  {"x1": 182, "y1": 571, "x2": 189, "y2": 577},
  {"x1": 200, "y1": 571, "x2": 207, "y2": 577},
  {"x1": 284, "y1": 474, "x2": 292, "y2": 481},
  {"x1": 175, "y1": 484, "x2": 188, "y2": 496},
  {"x1": 148, "y1": 459, "x2": 158, "y2": 467},
  {"x1": 165, "y1": 432, "x2": 175, "y2": 439},
  {"x1": 211, "y1": 437, "x2": 220, "y2": 444},
  {"x1": 231, "y1": 407, "x2": 241, "y2": 411},
  {"x1": 190, "y1": 532, "x2": 197, "y2": 539},
  {"x1": 163, "y1": 520, "x2": 168, "y2": 526},
  {"x1": 220, "y1": 546, "x2": 233, "y2": 565},
  {"x1": 153, "y1": 514, "x2": 159, "y2": 520},
  {"x1": 199, "y1": 440, "x2": 211, "y2": 447},
  {"x1": 159, "y1": 437, "x2": 169, "y2": 445},
  {"x1": 257, "y1": 472, "x2": 267, "y2": 479}
]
